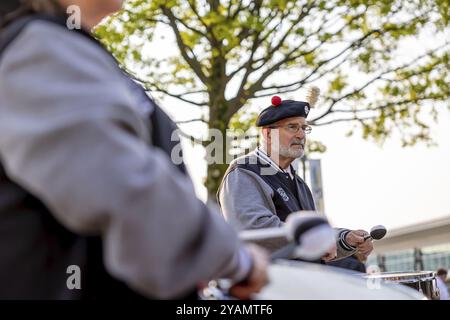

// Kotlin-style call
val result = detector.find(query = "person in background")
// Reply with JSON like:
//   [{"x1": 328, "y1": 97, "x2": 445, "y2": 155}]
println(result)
[
  {"x1": 436, "y1": 268, "x2": 449, "y2": 300},
  {"x1": 0, "y1": 0, "x2": 268, "y2": 300}
]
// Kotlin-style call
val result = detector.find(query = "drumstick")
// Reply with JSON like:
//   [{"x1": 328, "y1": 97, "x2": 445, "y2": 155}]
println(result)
[{"x1": 363, "y1": 225, "x2": 387, "y2": 241}]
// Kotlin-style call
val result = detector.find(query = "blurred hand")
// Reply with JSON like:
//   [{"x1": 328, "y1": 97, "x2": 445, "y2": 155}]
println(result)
[
  {"x1": 229, "y1": 244, "x2": 269, "y2": 300},
  {"x1": 345, "y1": 229, "x2": 374, "y2": 259},
  {"x1": 356, "y1": 240, "x2": 373, "y2": 259},
  {"x1": 321, "y1": 242, "x2": 337, "y2": 262}
]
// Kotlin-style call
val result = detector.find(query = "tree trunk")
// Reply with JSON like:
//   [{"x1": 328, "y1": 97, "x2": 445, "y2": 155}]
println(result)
[
  {"x1": 205, "y1": 51, "x2": 229, "y2": 203},
  {"x1": 205, "y1": 156, "x2": 229, "y2": 204},
  {"x1": 205, "y1": 100, "x2": 230, "y2": 203}
]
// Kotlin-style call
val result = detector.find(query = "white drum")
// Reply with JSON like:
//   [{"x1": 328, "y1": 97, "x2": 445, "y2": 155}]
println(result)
[{"x1": 200, "y1": 260, "x2": 426, "y2": 300}]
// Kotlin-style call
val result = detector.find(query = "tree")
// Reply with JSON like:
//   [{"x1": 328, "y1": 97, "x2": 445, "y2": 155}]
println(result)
[{"x1": 95, "y1": 0, "x2": 449, "y2": 200}]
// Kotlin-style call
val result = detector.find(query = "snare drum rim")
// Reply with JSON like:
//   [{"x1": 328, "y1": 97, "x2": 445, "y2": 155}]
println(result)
[
  {"x1": 366, "y1": 271, "x2": 436, "y2": 279},
  {"x1": 364, "y1": 271, "x2": 436, "y2": 283}
]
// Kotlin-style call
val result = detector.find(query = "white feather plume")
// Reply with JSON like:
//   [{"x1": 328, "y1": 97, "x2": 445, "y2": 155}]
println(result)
[{"x1": 305, "y1": 86, "x2": 320, "y2": 108}]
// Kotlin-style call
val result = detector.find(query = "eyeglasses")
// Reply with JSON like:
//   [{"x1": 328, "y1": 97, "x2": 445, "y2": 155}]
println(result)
[{"x1": 267, "y1": 124, "x2": 312, "y2": 134}]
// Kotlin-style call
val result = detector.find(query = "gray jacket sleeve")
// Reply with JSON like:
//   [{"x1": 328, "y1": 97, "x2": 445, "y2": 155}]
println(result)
[
  {"x1": 0, "y1": 21, "x2": 250, "y2": 299},
  {"x1": 219, "y1": 168, "x2": 287, "y2": 252},
  {"x1": 219, "y1": 168, "x2": 356, "y2": 258},
  {"x1": 219, "y1": 168, "x2": 284, "y2": 230},
  {"x1": 334, "y1": 228, "x2": 357, "y2": 260}
]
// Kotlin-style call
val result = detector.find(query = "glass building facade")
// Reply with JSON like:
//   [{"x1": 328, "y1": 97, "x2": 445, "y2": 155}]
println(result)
[{"x1": 367, "y1": 244, "x2": 450, "y2": 272}]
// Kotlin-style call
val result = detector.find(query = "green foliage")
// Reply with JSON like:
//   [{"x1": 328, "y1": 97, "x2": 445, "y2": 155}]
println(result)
[{"x1": 306, "y1": 140, "x2": 327, "y2": 154}]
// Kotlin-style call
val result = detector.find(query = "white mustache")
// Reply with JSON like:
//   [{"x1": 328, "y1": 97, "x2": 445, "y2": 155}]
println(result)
[{"x1": 290, "y1": 139, "x2": 305, "y2": 146}]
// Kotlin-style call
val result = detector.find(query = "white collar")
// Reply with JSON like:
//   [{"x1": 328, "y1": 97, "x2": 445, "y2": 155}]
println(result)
[
  {"x1": 255, "y1": 148, "x2": 295, "y2": 179},
  {"x1": 285, "y1": 165, "x2": 295, "y2": 179}
]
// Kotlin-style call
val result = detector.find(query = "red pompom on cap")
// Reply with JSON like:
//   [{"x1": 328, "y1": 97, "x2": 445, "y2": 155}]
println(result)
[{"x1": 271, "y1": 96, "x2": 282, "y2": 107}]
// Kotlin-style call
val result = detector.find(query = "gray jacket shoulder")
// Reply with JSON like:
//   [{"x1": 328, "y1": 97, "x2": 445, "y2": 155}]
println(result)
[
  {"x1": 219, "y1": 154, "x2": 283, "y2": 230},
  {"x1": 0, "y1": 20, "x2": 150, "y2": 141}
]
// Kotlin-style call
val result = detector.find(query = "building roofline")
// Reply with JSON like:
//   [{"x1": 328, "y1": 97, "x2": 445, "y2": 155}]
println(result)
[{"x1": 385, "y1": 215, "x2": 450, "y2": 238}]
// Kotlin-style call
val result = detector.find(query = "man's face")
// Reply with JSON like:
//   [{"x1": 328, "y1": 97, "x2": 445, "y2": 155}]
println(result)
[{"x1": 266, "y1": 116, "x2": 307, "y2": 159}]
